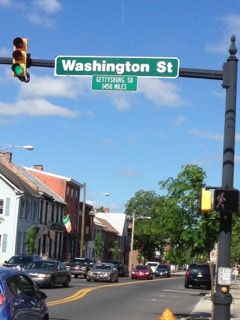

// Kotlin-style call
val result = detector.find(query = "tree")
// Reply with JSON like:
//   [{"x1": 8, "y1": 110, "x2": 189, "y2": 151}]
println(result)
[
  {"x1": 158, "y1": 164, "x2": 218, "y2": 263},
  {"x1": 94, "y1": 232, "x2": 104, "y2": 260},
  {"x1": 110, "y1": 240, "x2": 121, "y2": 260},
  {"x1": 231, "y1": 213, "x2": 240, "y2": 265},
  {"x1": 125, "y1": 190, "x2": 160, "y2": 259},
  {"x1": 25, "y1": 225, "x2": 38, "y2": 254}
]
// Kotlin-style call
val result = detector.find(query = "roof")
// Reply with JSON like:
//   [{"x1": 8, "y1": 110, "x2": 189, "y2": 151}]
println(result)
[
  {"x1": 0, "y1": 159, "x2": 40, "y2": 197},
  {"x1": 16, "y1": 165, "x2": 66, "y2": 205},
  {"x1": 94, "y1": 217, "x2": 119, "y2": 234},
  {"x1": 25, "y1": 167, "x2": 84, "y2": 188},
  {"x1": 94, "y1": 212, "x2": 126, "y2": 236}
]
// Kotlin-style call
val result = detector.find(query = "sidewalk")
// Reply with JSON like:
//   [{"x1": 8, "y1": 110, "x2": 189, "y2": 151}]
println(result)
[{"x1": 189, "y1": 280, "x2": 240, "y2": 319}]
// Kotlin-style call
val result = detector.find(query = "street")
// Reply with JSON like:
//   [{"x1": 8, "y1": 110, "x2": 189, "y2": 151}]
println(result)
[{"x1": 44, "y1": 275, "x2": 209, "y2": 320}]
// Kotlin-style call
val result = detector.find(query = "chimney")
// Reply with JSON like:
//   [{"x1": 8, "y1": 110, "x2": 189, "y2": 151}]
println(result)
[
  {"x1": 33, "y1": 165, "x2": 43, "y2": 171},
  {"x1": 0, "y1": 152, "x2": 12, "y2": 162}
]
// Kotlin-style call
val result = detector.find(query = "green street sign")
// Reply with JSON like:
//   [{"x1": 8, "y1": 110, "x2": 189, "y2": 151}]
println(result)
[
  {"x1": 55, "y1": 56, "x2": 179, "y2": 78},
  {"x1": 92, "y1": 75, "x2": 137, "y2": 91}
]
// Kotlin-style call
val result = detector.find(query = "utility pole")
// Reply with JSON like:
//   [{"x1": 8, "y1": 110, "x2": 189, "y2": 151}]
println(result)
[
  {"x1": 212, "y1": 36, "x2": 238, "y2": 320},
  {"x1": 80, "y1": 182, "x2": 86, "y2": 257}
]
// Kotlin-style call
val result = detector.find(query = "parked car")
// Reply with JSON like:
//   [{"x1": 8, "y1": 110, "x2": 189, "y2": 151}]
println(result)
[
  {"x1": 3, "y1": 255, "x2": 42, "y2": 270},
  {"x1": 68, "y1": 257, "x2": 95, "y2": 278},
  {"x1": 155, "y1": 264, "x2": 171, "y2": 277},
  {"x1": 25, "y1": 260, "x2": 71, "y2": 288},
  {"x1": 87, "y1": 263, "x2": 118, "y2": 282},
  {"x1": 184, "y1": 264, "x2": 211, "y2": 289},
  {"x1": 103, "y1": 260, "x2": 127, "y2": 277},
  {"x1": 131, "y1": 265, "x2": 153, "y2": 280},
  {"x1": 0, "y1": 267, "x2": 49, "y2": 320},
  {"x1": 145, "y1": 261, "x2": 159, "y2": 274}
]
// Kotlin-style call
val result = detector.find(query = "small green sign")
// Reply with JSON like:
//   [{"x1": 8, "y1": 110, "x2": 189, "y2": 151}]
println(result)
[{"x1": 92, "y1": 75, "x2": 137, "y2": 91}]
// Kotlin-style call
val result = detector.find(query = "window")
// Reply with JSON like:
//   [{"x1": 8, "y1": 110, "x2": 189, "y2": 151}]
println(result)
[
  {"x1": 7, "y1": 275, "x2": 35, "y2": 296},
  {"x1": 20, "y1": 199, "x2": 24, "y2": 218},
  {"x1": 0, "y1": 199, "x2": 3, "y2": 214}
]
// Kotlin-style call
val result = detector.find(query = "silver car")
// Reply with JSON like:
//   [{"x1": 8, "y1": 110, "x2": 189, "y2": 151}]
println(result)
[{"x1": 87, "y1": 263, "x2": 118, "y2": 282}]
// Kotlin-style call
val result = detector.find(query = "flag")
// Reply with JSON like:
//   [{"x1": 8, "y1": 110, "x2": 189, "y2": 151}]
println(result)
[{"x1": 62, "y1": 214, "x2": 72, "y2": 233}]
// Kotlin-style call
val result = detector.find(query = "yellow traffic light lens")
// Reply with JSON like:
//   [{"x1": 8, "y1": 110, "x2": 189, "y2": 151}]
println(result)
[
  {"x1": 12, "y1": 64, "x2": 24, "y2": 76},
  {"x1": 12, "y1": 50, "x2": 24, "y2": 61}
]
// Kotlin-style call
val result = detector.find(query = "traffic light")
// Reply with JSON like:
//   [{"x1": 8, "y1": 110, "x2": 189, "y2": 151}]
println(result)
[
  {"x1": 12, "y1": 37, "x2": 30, "y2": 82},
  {"x1": 200, "y1": 188, "x2": 213, "y2": 213}
]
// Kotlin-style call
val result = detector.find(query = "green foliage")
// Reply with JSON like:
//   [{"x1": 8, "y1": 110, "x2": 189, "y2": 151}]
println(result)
[
  {"x1": 25, "y1": 225, "x2": 38, "y2": 254},
  {"x1": 95, "y1": 232, "x2": 104, "y2": 260},
  {"x1": 231, "y1": 213, "x2": 240, "y2": 264},
  {"x1": 125, "y1": 164, "x2": 219, "y2": 265},
  {"x1": 110, "y1": 240, "x2": 121, "y2": 259}
]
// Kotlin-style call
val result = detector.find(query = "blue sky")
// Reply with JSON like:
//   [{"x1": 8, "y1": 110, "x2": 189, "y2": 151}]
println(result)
[{"x1": 0, "y1": 0, "x2": 240, "y2": 211}]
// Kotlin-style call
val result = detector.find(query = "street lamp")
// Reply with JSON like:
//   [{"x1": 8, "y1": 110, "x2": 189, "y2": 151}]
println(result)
[
  {"x1": 129, "y1": 212, "x2": 151, "y2": 272},
  {"x1": 79, "y1": 184, "x2": 110, "y2": 257},
  {"x1": 0, "y1": 144, "x2": 34, "y2": 151}
]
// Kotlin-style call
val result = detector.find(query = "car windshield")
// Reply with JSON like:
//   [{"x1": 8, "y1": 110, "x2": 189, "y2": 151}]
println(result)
[
  {"x1": 157, "y1": 265, "x2": 169, "y2": 270},
  {"x1": 94, "y1": 264, "x2": 112, "y2": 270},
  {"x1": 136, "y1": 265, "x2": 148, "y2": 270},
  {"x1": 8, "y1": 256, "x2": 32, "y2": 264},
  {"x1": 26, "y1": 261, "x2": 56, "y2": 270},
  {"x1": 147, "y1": 263, "x2": 158, "y2": 267}
]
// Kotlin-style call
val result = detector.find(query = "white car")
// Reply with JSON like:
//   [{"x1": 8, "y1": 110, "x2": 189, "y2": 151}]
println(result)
[{"x1": 145, "y1": 261, "x2": 159, "y2": 274}]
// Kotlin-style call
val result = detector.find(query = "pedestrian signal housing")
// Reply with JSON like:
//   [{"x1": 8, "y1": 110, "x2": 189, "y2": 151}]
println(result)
[
  {"x1": 213, "y1": 189, "x2": 239, "y2": 213},
  {"x1": 200, "y1": 189, "x2": 213, "y2": 213}
]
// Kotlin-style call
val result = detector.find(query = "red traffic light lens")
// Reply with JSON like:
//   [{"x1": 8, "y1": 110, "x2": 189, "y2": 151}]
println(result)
[{"x1": 13, "y1": 37, "x2": 25, "y2": 49}]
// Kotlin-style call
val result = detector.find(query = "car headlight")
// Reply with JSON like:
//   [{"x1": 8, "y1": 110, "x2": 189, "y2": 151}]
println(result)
[
  {"x1": 103, "y1": 272, "x2": 110, "y2": 277},
  {"x1": 88, "y1": 271, "x2": 93, "y2": 276},
  {"x1": 38, "y1": 274, "x2": 50, "y2": 278}
]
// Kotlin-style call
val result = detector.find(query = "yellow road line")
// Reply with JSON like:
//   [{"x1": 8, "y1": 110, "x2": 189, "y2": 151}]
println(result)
[{"x1": 47, "y1": 276, "x2": 183, "y2": 307}]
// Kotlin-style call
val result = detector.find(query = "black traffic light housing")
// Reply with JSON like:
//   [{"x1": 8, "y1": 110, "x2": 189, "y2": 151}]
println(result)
[{"x1": 213, "y1": 189, "x2": 239, "y2": 213}]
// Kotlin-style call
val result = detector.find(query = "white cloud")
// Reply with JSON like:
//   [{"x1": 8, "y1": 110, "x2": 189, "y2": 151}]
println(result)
[
  {"x1": 115, "y1": 168, "x2": 139, "y2": 177},
  {"x1": 189, "y1": 128, "x2": 223, "y2": 141},
  {"x1": 27, "y1": 13, "x2": 56, "y2": 28},
  {"x1": 139, "y1": 78, "x2": 184, "y2": 107},
  {"x1": 206, "y1": 15, "x2": 240, "y2": 54},
  {"x1": 0, "y1": 46, "x2": 10, "y2": 56},
  {"x1": 174, "y1": 115, "x2": 187, "y2": 125},
  {"x1": 0, "y1": 99, "x2": 78, "y2": 117},
  {"x1": 19, "y1": 74, "x2": 84, "y2": 99},
  {"x1": 34, "y1": 0, "x2": 62, "y2": 13},
  {"x1": 0, "y1": 0, "x2": 11, "y2": 6}
]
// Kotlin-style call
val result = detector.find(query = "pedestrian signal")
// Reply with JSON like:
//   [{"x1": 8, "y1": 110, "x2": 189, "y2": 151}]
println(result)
[{"x1": 213, "y1": 189, "x2": 239, "y2": 213}]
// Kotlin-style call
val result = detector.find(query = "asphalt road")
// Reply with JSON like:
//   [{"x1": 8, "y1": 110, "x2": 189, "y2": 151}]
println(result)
[{"x1": 44, "y1": 275, "x2": 209, "y2": 320}]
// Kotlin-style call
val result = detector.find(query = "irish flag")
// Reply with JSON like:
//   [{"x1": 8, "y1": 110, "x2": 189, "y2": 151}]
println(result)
[{"x1": 62, "y1": 214, "x2": 72, "y2": 233}]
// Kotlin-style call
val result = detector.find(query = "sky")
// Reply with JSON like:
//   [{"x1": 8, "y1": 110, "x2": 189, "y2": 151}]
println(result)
[{"x1": 0, "y1": 0, "x2": 240, "y2": 212}]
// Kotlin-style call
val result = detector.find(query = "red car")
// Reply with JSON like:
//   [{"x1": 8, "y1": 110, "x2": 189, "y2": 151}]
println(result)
[{"x1": 131, "y1": 265, "x2": 153, "y2": 280}]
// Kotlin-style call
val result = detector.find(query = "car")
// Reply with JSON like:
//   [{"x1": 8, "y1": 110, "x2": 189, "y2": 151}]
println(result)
[
  {"x1": 87, "y1": 263, "x2": 118, "y2": 282},
  {"x1": 103, "y1": 260, "x2": 127, "y2": 277},
  {"x1": 145, "y1": 261, "x2": 159, "y2": 274},
  {"x1": 131, "y1": 265, "x2": 153, "y2": 280},
  {"x1": 184, "y1": 264, "x2": 211, "y2": 289},
  {"x1": 3, "y1": 255, "x2": 42, "y2": 270},
  {"x1": 68, "y1": 257, "x2": 95, "y2": 278},
  {"x1": 0, "y1": 267, "x2": 49, "y2": 320},
  {"x1": 155, "y1": 264, "x2": 171, "y2": 277},
  {"x1": 25, "y1": 260, "x2": 71, "y2": 288}
]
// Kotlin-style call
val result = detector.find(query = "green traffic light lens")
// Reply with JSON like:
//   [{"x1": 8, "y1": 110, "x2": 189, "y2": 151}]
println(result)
[{"x1": 13, "y1": 64, "x2": 24, "y2": 76}]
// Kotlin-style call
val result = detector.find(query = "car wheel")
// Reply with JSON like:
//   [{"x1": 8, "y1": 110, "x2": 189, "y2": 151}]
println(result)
[
  {"x1": 49, "y1": 277, "x2": 55, "y2": 288},
  {"x1": 74, "y1": 275, "x2": 78, "y2": 278},
  {"x1": 184, "y1": 282, "x2": 189, "y2": 288},
  {"x1": 87, "y1": 278, "x2": 91, "y2": 282},
  {"x1": 63, "y1": 277, "x2": 70, "y2": 287}
]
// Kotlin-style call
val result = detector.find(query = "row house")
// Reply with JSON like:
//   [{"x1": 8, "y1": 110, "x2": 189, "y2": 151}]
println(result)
[
  {"x1": 25, "y1": 166, "x2": 85, "y2": 260},
  {"x1": 0, "y1": 153, "x2": 66, "y2": 262}
]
